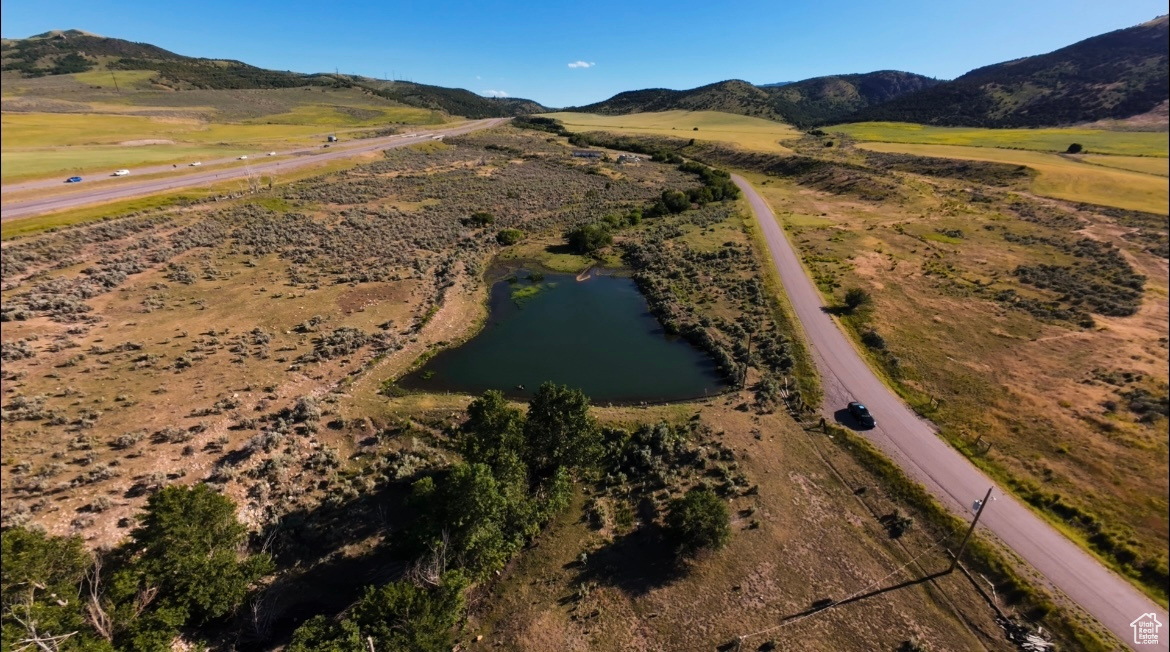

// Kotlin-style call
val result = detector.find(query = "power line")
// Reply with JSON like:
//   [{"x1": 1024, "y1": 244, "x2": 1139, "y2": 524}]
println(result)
[{"x1": 729, "y1": 536, "x2": 950, "y2": 648}]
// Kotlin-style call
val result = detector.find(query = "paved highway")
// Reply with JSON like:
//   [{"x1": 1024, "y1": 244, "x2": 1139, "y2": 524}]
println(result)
[
  {"x1": 1, "y1": 118, "x2": 508, "y2": 221},
  {"x1": 734, "y1": 174, "x2": 1167, "y2": 651}
]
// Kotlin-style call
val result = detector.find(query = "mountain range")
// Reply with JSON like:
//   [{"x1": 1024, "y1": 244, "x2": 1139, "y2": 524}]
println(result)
[
  {"x1": 3, "y1": 17, "x2": 1168, "y2": 127},
  {"x1": 575, "y1": 16, "x2": 1168, "y2": 128},
  {"x1": 0, "y1": 30, "x2": 547, "y2": 118}
]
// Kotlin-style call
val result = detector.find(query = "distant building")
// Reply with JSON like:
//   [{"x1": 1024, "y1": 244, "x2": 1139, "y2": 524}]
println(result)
[
  {"x1": 616, "y1": 154, "x2": 641, "y2": 164},
  {"x1": 572, "y1": 150, "x2": 602, "y2": 158}
]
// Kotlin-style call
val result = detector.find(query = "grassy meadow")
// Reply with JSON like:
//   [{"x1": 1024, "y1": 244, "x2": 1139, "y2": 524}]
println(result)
[
  {"x1": 1082, "y1": 153, "x2": 1169, "y2": 176},
  {"x1": 1, "y1": 78, "x2": 446, "y2": 182},
  {"x1": 858, "y1": 142, "x2": 1169, "y2": 214},
  {"x1": 541, "y1": 110, "x2": 801, "y2": 153},
  {"x1": 832, "y1": 121, "x2": 1169, "y2": 156}
]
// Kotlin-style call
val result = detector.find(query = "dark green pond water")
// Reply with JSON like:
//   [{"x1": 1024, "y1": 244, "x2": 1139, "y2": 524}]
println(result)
[{"x1": 400, "y1": 272, "x2": 727, "y2": 403}]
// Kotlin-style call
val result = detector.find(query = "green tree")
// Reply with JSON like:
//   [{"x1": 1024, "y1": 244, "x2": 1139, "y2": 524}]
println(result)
[
  {"x1": 843, "y1": 287, "x2": 872, "y2": 313},
  {"x1": 1, "y1": 528, "x2": 113, "y2": 652},
  {"x1": 665, "y1": 488, "x2": 731, "y2": 555},
  {"x1": 287, "y1": 616, "x2": 366, "y2": 652},
  {"x1": 496, "y1": 228, "x2": 524, "y2": 245},
  {"x1": 565, "y1": 223, "x2": 613, "y2": 254},
  {"x1": 660, "y1": 189, "x2": 691, "y2": 214},
  {"x1": 523, "y1": 383, "x2": 601, "y2": 477},
  {"x1": 1066, "y1": 143, "x2": 1084, "y2": 154},
  {"x1": 460, "y1": 390, "x2": 526, "y2": 472},
  {"x1": 108, "y1": 484, "x2": 272, "y2": 649},
  {"x1": 350, "y1": 572, "x2": 468, "y2": 651},
  {"x1": 412, "y1": 464, "x2": 518, "y2": 577}
]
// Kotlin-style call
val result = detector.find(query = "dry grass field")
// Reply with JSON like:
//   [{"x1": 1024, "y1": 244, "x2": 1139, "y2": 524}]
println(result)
[
  {"x1": 467, "y1": 403, "x2": 1013, "y2": 651},
  {"x1": 542, "y1": 110, "x2": 801, "y2": 153},
  {"x1": 856, "y1": 142, "x2": 1169, "y2": 215},
  {"x1": 0, "y1": 125, "x2": 1106, "y2": 649},
  {"x1": 746, "y1": 165, "x2": 1169, "y2": 604},
  {"x1": 831, "y1": 121, "x2": 1169, "y2": 156}
]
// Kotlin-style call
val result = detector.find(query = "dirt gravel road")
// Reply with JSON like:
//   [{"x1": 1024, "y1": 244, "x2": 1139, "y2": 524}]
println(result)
[{"x1": 734, "y1": 174, "x2": 1167, "y2": 651}]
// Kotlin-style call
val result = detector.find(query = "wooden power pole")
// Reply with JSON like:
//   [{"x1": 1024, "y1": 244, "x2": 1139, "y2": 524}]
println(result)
[{"x1": 949, "y1": 486, "x2": 994, "y2": 574}]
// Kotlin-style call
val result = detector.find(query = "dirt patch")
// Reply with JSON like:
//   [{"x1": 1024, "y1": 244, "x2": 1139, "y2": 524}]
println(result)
[
  {"x1": 336, "y1": 281, "x2": 414, "y2": 314},
  {"x1": 119, "y1": 139, "x2": 177, "y2": 146}
]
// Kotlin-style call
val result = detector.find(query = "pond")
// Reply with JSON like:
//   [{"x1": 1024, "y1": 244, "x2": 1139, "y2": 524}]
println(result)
[{"x1": 399, "y1": 271, "x2": 728, "y2": 403}]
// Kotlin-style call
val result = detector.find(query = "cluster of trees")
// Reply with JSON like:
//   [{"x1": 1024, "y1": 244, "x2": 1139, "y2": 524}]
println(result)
[
  {"x1": 567, "y1": 131, "x2": 686, "y2": 164},
  {"x1": 562, "y1": 160, "x2": 739, "y2": 255},
  {"x1": 511, "y1": 116, "x2": 570, "y2": 136},
  {"x1": 676, "y1": 161, "x2": 740, "y2": 206},
  {"x1": 564, "y1": 208, "x2": 643, "y2": 254},
  {"x1": 1, "y1": 485, "x2": 271, "y2": 652},
  {"x1": 2, "y1": 381, "x2": 738, "y2": 651},
  {"x1": 290, "y1": 384, "x2": 598, "y2": 650}
]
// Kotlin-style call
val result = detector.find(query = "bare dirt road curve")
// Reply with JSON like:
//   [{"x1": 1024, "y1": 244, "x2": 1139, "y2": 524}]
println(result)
[
  {"x1": 734, "y1": 175, "x2": 1168, "y2": 651},
  {"x1": 0, "y1": 118, "x2": 508, "y2": 222}
]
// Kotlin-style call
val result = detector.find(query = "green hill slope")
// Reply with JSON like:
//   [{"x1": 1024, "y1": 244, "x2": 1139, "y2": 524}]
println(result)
[
  {"x1": 0, "y1": 30, "x2": 546, "y2": 118},
  {"x1": 575, "y1": 73, "x2": 938, "y2": 127},
  {"x1": 843, "y1": 16, "x2": 1169, "y2": 127}
]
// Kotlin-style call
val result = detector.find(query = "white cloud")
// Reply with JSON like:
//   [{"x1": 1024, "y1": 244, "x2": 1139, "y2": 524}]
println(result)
[
  {"x1": 567, "y1": 61, "x2": 595, "y2": 69},
  {"x1": 475, "y1": 75, "x2": 482, "y2": 80},
  {"x1": 482, "y1": 89, "x2": 509, "y2": 98}
]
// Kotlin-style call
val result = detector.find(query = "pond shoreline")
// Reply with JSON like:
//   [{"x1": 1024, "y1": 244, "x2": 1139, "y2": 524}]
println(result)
[{"x1": 396, "y1": 262, "x2": 731, "y2": 404}]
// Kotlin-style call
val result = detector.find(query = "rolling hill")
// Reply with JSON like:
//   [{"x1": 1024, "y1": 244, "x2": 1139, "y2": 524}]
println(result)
[
  {"x1": 0, "y1": 30, "x2": 547, "y2": 118},
  {"x1": 575, "y1": 72, "x2": 938, "y2": 127},
  {"x1": 840, "y1": 15, "x2": 1170, "y2": 127}
]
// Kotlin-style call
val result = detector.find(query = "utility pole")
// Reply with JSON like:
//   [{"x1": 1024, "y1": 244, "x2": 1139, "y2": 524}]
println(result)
[
  {"x1": 949, "y1": 486, "x2": 994, "y2": 574},
  {"x1": 110, "y1": 71, "x2": 120, "y2": 94}
]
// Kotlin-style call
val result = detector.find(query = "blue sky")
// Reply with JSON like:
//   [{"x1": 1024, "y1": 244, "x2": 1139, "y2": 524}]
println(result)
[{"x1": 1, "y1": 0, "x2": 1165, "y2": 107}]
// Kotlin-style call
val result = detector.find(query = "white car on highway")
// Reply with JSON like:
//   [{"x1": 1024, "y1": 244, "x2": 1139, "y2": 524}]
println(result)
[
  {"x1": 267, "y1": 151, "x2": 276, "y2": 156},
  {"x1": 238, "y1": 155, "x2": 248, "y2": 160},
  {"x1": 189, "y1": 162, "x2": 202, "y2": 167},
  {"x1": 113, "y1": 169, "x2": 130, "y2": 176}
]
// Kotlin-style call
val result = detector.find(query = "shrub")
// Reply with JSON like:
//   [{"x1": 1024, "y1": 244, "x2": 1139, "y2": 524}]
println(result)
[
  {"x1": 1066, "y1": 143, "x2": 1084, "y2": 154},
  {"x1": 565, "y1": 223, "x2": 613, "y2": 255},
  {"x1": 496, "y1": 228, "x2": 524, "y2": 245},
  {"x1": 861, "y1": 330, "x2": 886, "y2": 350},
  {"x1": 665, "y1": 488, "x2": 731, "y2": 555},
  {"x1": 843, "y1": 287, "x2": 872, "y2": 313},
  {"x1": 460, "y1": 212, "x2": 494, "y2": 227}
]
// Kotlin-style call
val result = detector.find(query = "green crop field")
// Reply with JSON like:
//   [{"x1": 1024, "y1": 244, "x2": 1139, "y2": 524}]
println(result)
[
  {"x1": 858, "y1": 142, "x2": 1169, "y2": 214},
  {"x1": 541, "y1": 110, "x2": 801, "y2": 153},
  {"x1": 833, "y1": 121, "x2": 1169, "y2": 157}
]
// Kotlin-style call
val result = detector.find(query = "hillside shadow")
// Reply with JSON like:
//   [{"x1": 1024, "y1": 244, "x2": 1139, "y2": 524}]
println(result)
[
  {"x1": 544, "y1": 243, "x2": 578, "y2": 256},
  {"x1": 228, "y1": 464, "x2": 429, "y2": 651},
  {"x1": 573, "y1": 524, "x2": 687, "y2": 597}
]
